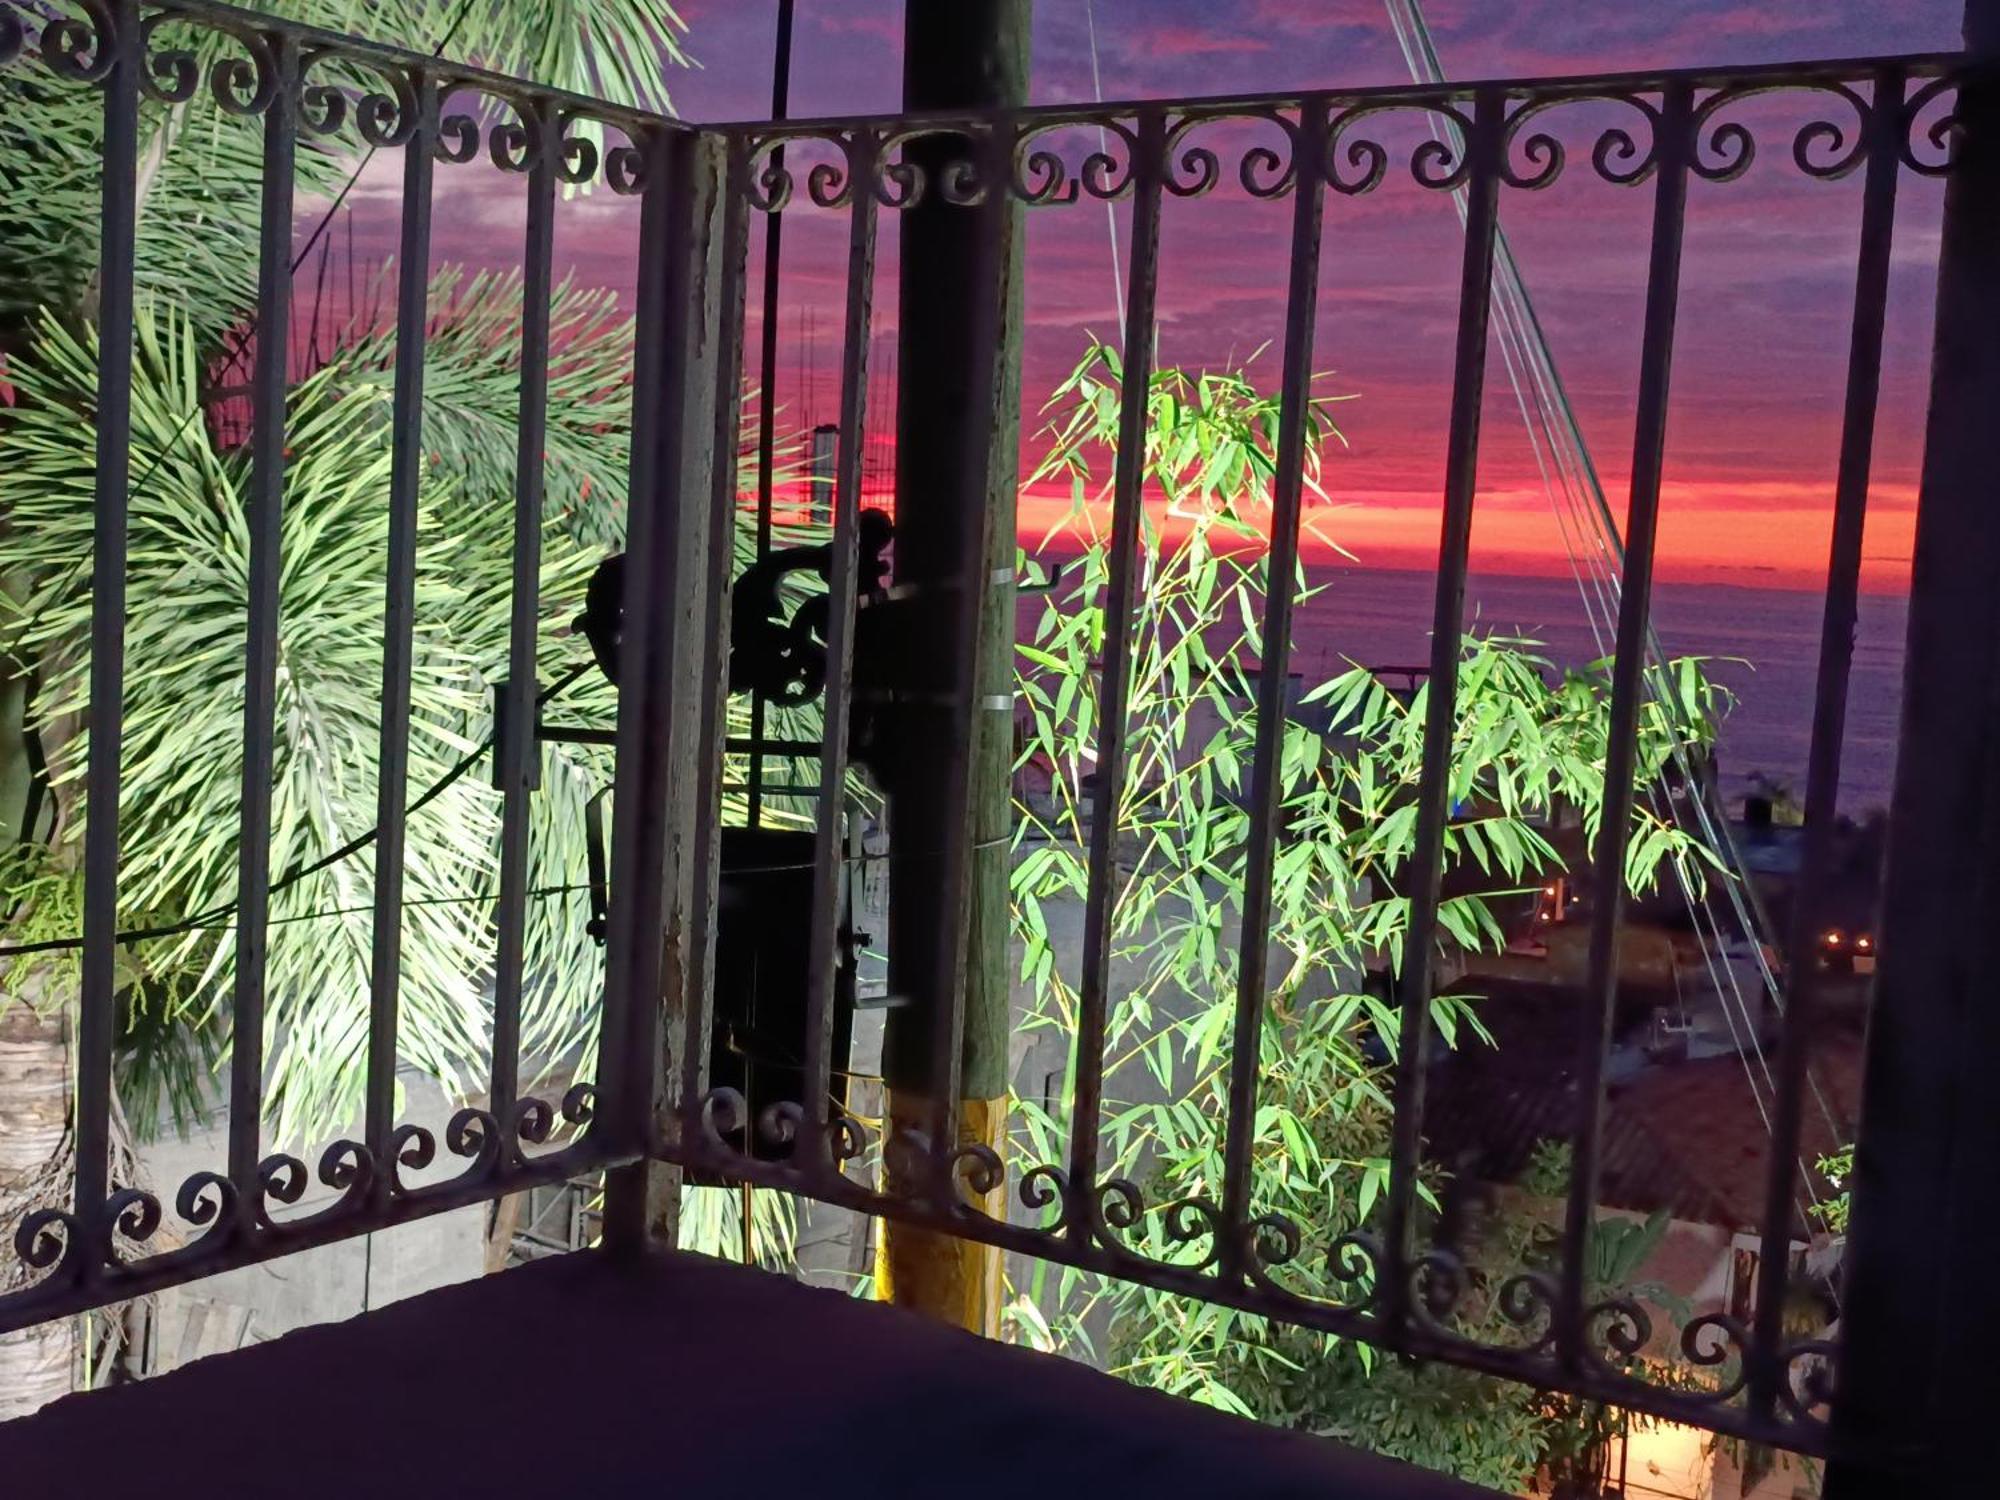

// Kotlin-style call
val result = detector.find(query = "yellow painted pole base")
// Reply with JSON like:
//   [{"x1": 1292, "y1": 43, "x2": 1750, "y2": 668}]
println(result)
[{"x1": 876, "y1": 1089, "x2": 1006, "y2": 1338}]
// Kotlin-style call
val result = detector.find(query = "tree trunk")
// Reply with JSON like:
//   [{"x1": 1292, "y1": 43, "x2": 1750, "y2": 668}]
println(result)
[{"x1": 0, "y1": 997, "x2": 77, "y2": 1421}]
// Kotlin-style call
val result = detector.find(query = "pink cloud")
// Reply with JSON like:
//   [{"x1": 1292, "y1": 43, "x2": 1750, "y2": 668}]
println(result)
[
  {"x1": 816, "y1": 13, "x2": 900, "y2": 47},
  {"x1": 1140, "y1": 24, "x2": 1270, "y2": 59}
]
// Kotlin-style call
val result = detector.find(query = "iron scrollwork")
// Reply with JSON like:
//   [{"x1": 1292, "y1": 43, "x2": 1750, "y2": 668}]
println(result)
[
  {"x1": 1686, "y1": 79, "x2": 1881, "y2": 183},
  {"x1": 0, "y1": 1092, "x2": 612, "y2": 1311},
  {"x1": 1495, "y1": 92, "x2": 1663, "y2": 189},
  {"x1": 387, "y1": 1122, "x2": 441, "y2": 1193},
  {"x1": 1903, "y1": 73, "x2": 1963, "y2": 176},
  {"x1": 1577, "y1": 1291, "x2": 1658, "y2": 1379},
  {"x1": 513, "y1": 1082, "x2": 601, "y2": 1165},
  {"x1": 1493, "y1": 1268, "x2": 1562, "y2": 1352},
  {"x1": 387, "y1": 1082, "x2": 601, "y2": 1196},
  {"x1": 1077, "y1": 1177, "x2": 1225, "y2": 1273},
  {"x1": 1018, "y1": 1162, "x2": 1069, "y2": 1233},
  {"x1": 481, "y1": 94, "x2": 545, "y2": 173},
  {"x1": 1240, "y1": 1212, "x2": 1369, "y2": 1308},
  {"x1": 101, "y1": 1172, "x2": 236, "y2": 1267},
  {"x1": 696, "y1": 1085, "x2": 751, "y2": 1156},
  {"x1": 1321, "y1": 103, "x2": 1398, "y2": 195},
  {"x1": 549, "y1": 106, "x2": 651, "y2": 194},
  {"x1": 865, "y1": 123, "x2": 949, "y2": 206},
  {"x1": 422, "y1": 79, "x2": 643, "y2": 190},
  {"x1": 0, "y1": 5, "x2": 26, "y2": 69},
  {"x1": 0, "y1": 0, "x2": 665, "y2": 196},
  {"x1": 1690, "y1": 86, "x2": 1757, "y2": 183},
  {"x1": 1157, "y1": 107, "x2": 1299, "y2": 199},
  {"x1": 1790, "y1": 82, "x2": 1875, "y2": 179},
  {"x1": 1158, "y1": 97, "x2": 1487, "y2": 200},
  {"x1": 1004, "y1": 114, "x2": 1139, "y2": 204},
  {"x1": 255, "y1": 1139, "x2": 374, "y2": 1230},
  {"x1": 1407, "y1": 1244, "x2": 1473, "y2": 1336},
  {"x1": 105, "y1": 1186, "x2": 167, "y2": 1268},
  {"x1": 1680, "y1": 1312, "x2": 1755, "y2": 1405},
  {"x1": 7, "y1": 1172, "x2": 237, "y2": 1288},
  {"x1": 743, "y1": 128, "x2": 858, "y2": 213},
  {"x1": 946, "y1": 1141, "x2": 1006, "y2": 1206},
  {"x1": 138, "y1": 10, "x2": 281, "y2": 116},
  {"x1": 434, "y1": 85, "x2": 514, "y2": 166},
  {"x1": 1411, "y1": 106, "x2": 1480, "y2": 191},
  {"x1": 38, "y1": 0, "x2": 118, "y2": 85},
  {"x1": 300, "y1": 47, "x2": 422, "y2": 149},
  {"x1": 12, "y1": 1208, "x2": 79, "y2": 1278},
  {"x1": 691, "y1": 1085, "x2": 868, "y2": 1191},
  {"x1": 729, "y1": 65, "x2": 1957, "y2": 226}
]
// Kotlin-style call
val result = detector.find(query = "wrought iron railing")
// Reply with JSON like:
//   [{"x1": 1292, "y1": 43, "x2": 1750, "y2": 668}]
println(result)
[
  {"x1": 0, "y1": 0, "x2": 683, "y2": 1324},
  {"x1": 0, "y1": 0, "x2": 1972, "y2": 1472}
]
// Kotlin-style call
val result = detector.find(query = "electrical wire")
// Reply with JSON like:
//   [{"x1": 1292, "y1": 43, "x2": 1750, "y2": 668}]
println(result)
[
  {"x1": 1383, "y1": 0, "x2": 1841, "y2": 1227},
  {"x1": 1081, "y1": 0, "x2": 1126, "y2": 342},
  {"x1": 0, "y1": 662, "x2": 594, "y2": 959}
]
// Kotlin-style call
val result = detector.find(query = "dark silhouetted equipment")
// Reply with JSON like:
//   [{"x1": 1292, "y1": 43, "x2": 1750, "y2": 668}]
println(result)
[
  {"x1": 574, "y1": 509, "x2": 903, "y2": 781},
  {"x1": 697, "y1": 827, "x2": 857, "y2": 1175},
  {"x1": 564, "y1": 527, "x2": 889, "y2": 1173}
]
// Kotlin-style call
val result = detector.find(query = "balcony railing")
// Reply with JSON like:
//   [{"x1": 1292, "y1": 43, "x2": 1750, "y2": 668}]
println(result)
[{"x1": 0, "y1": 0, "x2": 1977, "y2": 1478}]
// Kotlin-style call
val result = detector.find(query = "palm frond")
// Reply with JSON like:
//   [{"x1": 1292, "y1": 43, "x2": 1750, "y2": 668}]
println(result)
[
  {"x1": 268, "y1": 0, "x2": 694, "y2": 116},
  {"x1": 331, "y1": 265, "x2": 638, "y2": 552},
  {"x1": 4, "y1": 302, "x2": 565, "y2": 1141},
  {"x1": 1, "y1": 70, "x2": 348, "y2": 355}
]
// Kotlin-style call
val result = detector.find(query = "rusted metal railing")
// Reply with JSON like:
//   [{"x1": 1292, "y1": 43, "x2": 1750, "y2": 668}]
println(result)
[{"x1": 0, "y1": 0, "x2": 1972, "y2": 1469}]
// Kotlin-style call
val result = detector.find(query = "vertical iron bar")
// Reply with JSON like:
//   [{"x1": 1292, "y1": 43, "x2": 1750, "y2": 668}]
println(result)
[
  {"x1": 1380, "y1": 88, "x2": 1505, "y2": 1321},
  {"x1": 487, "y1": 103, "x2": 559, "y2": 1142},
  {"x1": 601, "y1": 128, "x2": 726, "y2": 1251},
  {"x1": 364, "y1": 76, "x2": 437, "y2": 1182},
  {"x1": 74, "y1": 0, "x2": 143, "y2": 1242},
  {"x1": 747, "y1": 0, "x2": 797, "y2": 830},
  {"x1": 798, "y1": 137, "x2": 878, "y2": 1176},
  {"x1": 598, "y1": 131, "x2": 674, "y2": 1184},
  {"x1": 1217, "y1": 96, "x2": 1330, "y2": 1267},
  {"x1": 681, "y1": 138, "x2": 752, "y2": 1118},
  {"x1": 1559, "y1": 79, "x2": 1693, "y2": 1365},
  {"x1": 1748, "y1": 67, "x2": 1905, "y2": 1420},
  {"x1": 1066, "y1": 109, "x2": 1165, "y2": 1236},
  {"x1": 228, "y1": 36, "x2": 299, "y2": 1216}
]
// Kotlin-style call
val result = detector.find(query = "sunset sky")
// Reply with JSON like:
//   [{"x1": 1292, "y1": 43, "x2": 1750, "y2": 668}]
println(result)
[{"x1": 360, "y1": 1, "x2": 1967, "y2": 593}]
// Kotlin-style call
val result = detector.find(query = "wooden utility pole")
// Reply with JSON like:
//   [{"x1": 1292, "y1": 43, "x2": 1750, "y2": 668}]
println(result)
[
  {"x1": 879, "y1": 0, "x2": 1030, "y2": 1333},
  {"x1": 1825, "y1": 7, "x2": 2000, "y2": 1494}
]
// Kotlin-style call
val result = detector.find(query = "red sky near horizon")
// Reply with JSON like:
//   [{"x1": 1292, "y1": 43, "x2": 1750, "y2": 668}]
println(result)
[{"x1": 329, "y1": 1, "x2": 1965, "y2": 594}]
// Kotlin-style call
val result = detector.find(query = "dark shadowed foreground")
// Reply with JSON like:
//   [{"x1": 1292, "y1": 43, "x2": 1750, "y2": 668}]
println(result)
[{"x1": 0, "y1": 1247, "x2": 1485, "y2": 1498}]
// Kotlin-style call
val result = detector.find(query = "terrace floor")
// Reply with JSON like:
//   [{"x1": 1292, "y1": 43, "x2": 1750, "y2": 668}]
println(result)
[{"x1": 0, "y1": 1245, "x2": 1486, "y2": 1497}]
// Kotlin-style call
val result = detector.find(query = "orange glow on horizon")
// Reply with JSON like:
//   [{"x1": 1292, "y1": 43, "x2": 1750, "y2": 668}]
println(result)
[
  {"x1": 1010, "y1": 479, "x2": 1917, "y2": 594},
  {"x1": 744, "y1": 476, "x2": 1916, "y2": 595}
]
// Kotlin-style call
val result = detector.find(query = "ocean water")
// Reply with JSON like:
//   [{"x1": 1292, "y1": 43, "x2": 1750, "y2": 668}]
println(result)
[
  {"x1": 1020, "y1": 562, "x2": 1910, "y2": 814},
  {"x1": 1291, "y1": 568, "x2": 1908, "y2": 814}
]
